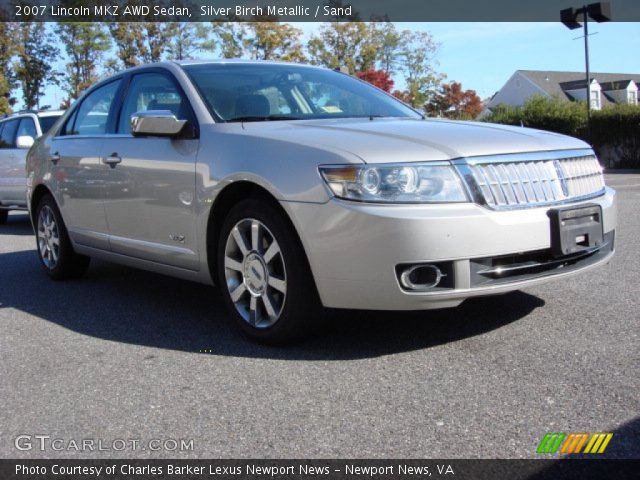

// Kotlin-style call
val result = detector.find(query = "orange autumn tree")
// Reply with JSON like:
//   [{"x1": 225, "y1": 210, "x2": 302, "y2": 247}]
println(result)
[
  {"x1": 356, "y1": 69, "x2": 394, "y2": 93},
  {"x1": 426, "y1": 81, "x2": 483, "y2": 119}
]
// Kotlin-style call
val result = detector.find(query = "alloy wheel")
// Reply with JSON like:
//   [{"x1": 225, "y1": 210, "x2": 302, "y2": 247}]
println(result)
[
  {"x1": 223, "y1": 218, "x2": 287, "y2": 328},
  {"x1": 37, "y1": 205, "x2": 60, "y2": 270}
]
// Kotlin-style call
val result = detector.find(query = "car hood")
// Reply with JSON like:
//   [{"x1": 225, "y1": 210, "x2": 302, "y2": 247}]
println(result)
[{"x1": 239, "y1": 117, "x2": 590, "y2": 164}]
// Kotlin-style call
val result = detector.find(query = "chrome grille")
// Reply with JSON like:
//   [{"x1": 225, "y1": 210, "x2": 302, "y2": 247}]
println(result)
[{"x1": 461, "y1": 154, "x2": 605, "y2": 209}]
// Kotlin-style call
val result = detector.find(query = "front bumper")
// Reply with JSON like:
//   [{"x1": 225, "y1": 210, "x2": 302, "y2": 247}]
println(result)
[{"x1": 284, "y1": 187, "x2": 616, "y2": 310}]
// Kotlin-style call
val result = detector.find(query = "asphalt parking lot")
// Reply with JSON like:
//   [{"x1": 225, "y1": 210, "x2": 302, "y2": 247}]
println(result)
[{"x1": 1, "y1": 173, "x2": 638, "y2": 459}]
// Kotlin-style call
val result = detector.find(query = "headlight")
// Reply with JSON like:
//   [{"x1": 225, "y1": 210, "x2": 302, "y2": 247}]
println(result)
[{"x1": 319, "y1": 163, "x2": 469, "y2": 203}]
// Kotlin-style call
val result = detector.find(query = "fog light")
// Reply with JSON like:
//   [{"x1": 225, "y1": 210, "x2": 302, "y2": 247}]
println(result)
[{"x1": 399, "y1": 264, "x2": 443, "y2": 291}]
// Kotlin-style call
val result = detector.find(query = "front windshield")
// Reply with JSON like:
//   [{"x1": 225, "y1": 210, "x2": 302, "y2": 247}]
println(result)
[{"x1": 182, "y1": 63, "x2": 421, "y2": 122}]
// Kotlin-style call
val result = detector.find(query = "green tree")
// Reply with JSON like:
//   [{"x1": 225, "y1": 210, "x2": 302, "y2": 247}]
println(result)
[
  {"x1": 13, "y1": 23, "x2": 60, "y2": 109},
  {"x1": 0, "y1": 75, "x2": 12, "y2": 115},
  {"x1": 211, "y1": 20, "x2": 247, "y2": 58},
  {"x1": 396, "y1": 30, "x2": 441, "y2": 108},
  {"x1": 245, "y1": 20, "x2": 306, "y2": 62},
  {"x1": 102, "y1": 59, "x2": 122, "y2": 76},
  {"x1": 307, "y1": 22, "x2": 380, "y2": 73},
  {"x1": 166, "y1": 23, "x2": 215, "y2": 60},
  {"x1": 373, "y1": 22, "x2": 402, "y2": 74},
  {"x1": 141, "y1": 22, "x2": 174, "y2": 63},
  {"x1": 57, "y1": 23, "x2": 111, "y2": 102},
  {"x1": 0, "y1": 21, "x2": 17, "y2": 114},
  {"x1": 108, "y1": 23, "x2": 147, "y2": 68}
]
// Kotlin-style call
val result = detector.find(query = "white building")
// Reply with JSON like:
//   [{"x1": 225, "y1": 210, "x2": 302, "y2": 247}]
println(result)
[{"x1": 484, "y1": 70, "x2": 639, "y2": 115}]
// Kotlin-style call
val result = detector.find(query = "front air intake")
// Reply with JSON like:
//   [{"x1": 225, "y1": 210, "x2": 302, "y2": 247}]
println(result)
[{"x1": 396, "y1": 262, "x2": 455, "y2": 291}]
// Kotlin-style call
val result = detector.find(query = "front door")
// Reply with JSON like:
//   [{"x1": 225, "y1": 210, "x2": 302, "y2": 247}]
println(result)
[{"x1": 100, "y1": 71, "x2": 199, "y2": 270}]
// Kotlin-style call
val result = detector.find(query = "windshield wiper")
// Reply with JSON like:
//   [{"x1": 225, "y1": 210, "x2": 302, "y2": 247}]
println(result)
[{"x1": 226, "y1": 115, "x2": 302, "y2": 123}]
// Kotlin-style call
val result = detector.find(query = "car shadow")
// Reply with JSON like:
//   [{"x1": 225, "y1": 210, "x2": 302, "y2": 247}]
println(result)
[
  {"x1": 608, "y1": 416, "x2": 640, "y2": 459},
  {"x1": 0, "y1": 249, "x2": 545, "y2": 361},
  {"x1": 0, "y1": 212, "x2": 33, "y2": 236}
]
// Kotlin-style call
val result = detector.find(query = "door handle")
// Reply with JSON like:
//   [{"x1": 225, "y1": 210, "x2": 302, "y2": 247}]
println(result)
[
  {"x1": 50, "y1": 152, "x2": 60, "y2": 164},
  {"x1": 103, "y1": 153, "x2": 122, "y2": 168}
]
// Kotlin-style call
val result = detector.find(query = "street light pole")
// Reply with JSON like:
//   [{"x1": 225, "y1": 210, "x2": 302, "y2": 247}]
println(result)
[
  {"x1": 560, "y1": 2, "x2": 611, "y2": 145},
  {"x1": 583, "y1": 6, "x2": 591, "y2": 143}
]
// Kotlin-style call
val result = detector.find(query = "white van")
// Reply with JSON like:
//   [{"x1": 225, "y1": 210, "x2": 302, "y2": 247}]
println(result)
[{"x1": 0, "y1": 110, "x2": 63, "y2": 223}]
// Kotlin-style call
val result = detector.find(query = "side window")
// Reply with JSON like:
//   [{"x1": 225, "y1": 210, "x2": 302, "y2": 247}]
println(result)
[
  {"x1": 17, "y1": 117, "x2": 37, "y2": 139},
  {"x1": 117, "y1": 73, "x2": 193, "y2": 134},
  {"x1": 65, "y1": 80, "x2": 121, "y2": 136},
  {"x1": 0, "y1": 119, "x2": 19, "y2": 148},
  {"x1": 61, "y1": 109, "x2": 78, "y2": 136}
]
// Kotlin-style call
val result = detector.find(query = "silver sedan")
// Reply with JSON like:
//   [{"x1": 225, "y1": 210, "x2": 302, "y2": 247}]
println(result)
[{"x1": 26, "y1": 61, "x2": 616, "y2": 343}]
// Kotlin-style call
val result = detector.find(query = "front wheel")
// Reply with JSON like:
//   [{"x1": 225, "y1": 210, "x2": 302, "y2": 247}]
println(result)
[
  {"x1": 0, "y1": 209, "x2": 7, "y2": 224},
  {"x1": 35, "y1": 194, "x2": 90, "y2": 280},
  {"x1": 216, "y1": 198, "x2": 320, "y2": 344}
]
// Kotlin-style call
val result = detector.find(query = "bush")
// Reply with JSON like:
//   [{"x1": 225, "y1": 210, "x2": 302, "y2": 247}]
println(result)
[
  {"x1": 591, "y1": 105, "x2": 640, "y2": 169},
  {"x1": 483, "y1": 96, "x2": 640, "y2": 168},
  {"x1": 485, "y1": 96, "x2": 587, "y2": 136}
]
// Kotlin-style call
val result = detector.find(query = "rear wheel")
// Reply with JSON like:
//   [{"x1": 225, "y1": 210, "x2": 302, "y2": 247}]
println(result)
[
  {"x1": 0, "y1": 209, "x2": 7, "y2": 224},
  {"x1": 35, "y1": 194, "x2": 90, "y2": 280},
  {"x1": 216, "y1": 198, "x2": 320, "y2": 344}
]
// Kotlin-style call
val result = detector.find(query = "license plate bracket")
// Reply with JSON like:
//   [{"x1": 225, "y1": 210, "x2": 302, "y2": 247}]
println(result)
[{"x1": 548, "y1": 205, "x2": 604, "y2": 257}]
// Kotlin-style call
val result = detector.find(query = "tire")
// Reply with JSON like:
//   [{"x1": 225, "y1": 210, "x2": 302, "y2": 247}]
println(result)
[
  {"x1": 0, "y1": 209, "x2": 7, "y2": 224},
  {"x1": 216, "y1": 198, "x2": 320, "y2": 344},
  {"x1": 35, "y1": 194, "x2": 90, "y2": 280}
]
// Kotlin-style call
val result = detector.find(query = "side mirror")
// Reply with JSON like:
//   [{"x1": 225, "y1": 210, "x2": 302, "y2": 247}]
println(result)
[
  {"x1": 131, "y1": 110, "x2": 187, "y2": 137},
  {"x1": 16, "y1": 135, "x2": 35, "y2": 149}
]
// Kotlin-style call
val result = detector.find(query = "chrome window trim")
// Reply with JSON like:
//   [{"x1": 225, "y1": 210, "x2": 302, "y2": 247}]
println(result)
[{"x1": 50, "y1": 135, "x2": 109, "y2": 141}]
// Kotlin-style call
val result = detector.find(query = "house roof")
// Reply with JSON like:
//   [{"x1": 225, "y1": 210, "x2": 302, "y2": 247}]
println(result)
[{"x1": 518, "y1": 70, "x2": 640, "y2": 106}]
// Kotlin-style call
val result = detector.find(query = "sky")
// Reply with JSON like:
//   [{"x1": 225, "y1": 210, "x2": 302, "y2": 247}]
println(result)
[{"x1": 36, "y1": 21, "x2": 640, "y2": 109}]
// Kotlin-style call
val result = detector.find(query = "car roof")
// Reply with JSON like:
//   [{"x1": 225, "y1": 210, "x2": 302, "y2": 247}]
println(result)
[
  {"x1": 90, "y1": 59, "x2": 329, "y2": 86},
  {"x1": 173, "y1": 59, "x2": 324, "y2": 69},
  {"x1": 1, "y1": 110, "x2": 64, "y2": 121},
  {"x1": 37, "y1": 110, "x2": 65, "y2": 117}
]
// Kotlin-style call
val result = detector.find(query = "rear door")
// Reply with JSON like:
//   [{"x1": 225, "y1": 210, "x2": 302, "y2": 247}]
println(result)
[
  {"x1": 100, "y1": 70, "x2": 199, "y2": 270},
  {"x1": 49, "y1": 79, "x2": 123, "y2": 250}
]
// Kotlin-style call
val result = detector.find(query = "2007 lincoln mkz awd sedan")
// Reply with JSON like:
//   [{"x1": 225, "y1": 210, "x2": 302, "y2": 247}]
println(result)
[{"x1": 26, "y1": 60, "x2": 616, "y2": 343}]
